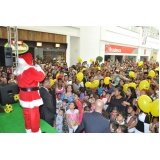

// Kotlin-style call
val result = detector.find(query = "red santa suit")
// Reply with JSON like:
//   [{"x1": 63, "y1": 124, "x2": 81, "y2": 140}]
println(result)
[{"x1": 14, "y1": 53, "x2": 44, "y2": 133}]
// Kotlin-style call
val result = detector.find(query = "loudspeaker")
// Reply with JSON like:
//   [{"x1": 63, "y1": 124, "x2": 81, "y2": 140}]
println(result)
[
  {"x1": 0, "y1": 83, "x2": 19, "y2": 105},
  {"x1": 0, "y1": 47, "x2": 13, "y2": 66}
]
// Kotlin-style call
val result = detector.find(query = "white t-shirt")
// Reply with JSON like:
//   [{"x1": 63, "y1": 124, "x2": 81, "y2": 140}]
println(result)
[{"x1": 126, "y1": 115, "x2": 137, "y2": 133}]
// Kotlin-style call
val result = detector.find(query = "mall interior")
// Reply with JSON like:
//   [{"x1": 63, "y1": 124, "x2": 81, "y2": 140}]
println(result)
[{"x1": 0, "y1": 26, "x2": 159, "y2": 66}]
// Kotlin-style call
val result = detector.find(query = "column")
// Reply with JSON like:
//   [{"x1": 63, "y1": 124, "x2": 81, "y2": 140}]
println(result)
[
  {"x1": 79, "y1": 26, "x2": 101, "y2": 63},
  {"x1": 66, "y1": 35, "x2": 70, "y2": 66}
]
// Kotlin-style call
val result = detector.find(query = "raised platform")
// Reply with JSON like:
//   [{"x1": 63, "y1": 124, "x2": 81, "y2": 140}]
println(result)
[{"x1": 0, "y1": 102, "x2": 58, "y2": 133}]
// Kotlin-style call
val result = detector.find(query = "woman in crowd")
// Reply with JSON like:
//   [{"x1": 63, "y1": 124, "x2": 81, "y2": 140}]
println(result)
[
  {"x1": 61, "y1": 84, "x2": 74, "y2": 106},
  {"x1": 55, "y1": 78, "x2": 65, "y2": 98},
  {"x1": 107, "y1": 86, "x2": 126, "y2": 113}
]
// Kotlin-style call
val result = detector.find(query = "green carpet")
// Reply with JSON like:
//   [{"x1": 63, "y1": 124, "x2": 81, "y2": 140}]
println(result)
[{"x1": 0, "y1": 103, "x2": 58, "y2": 133}]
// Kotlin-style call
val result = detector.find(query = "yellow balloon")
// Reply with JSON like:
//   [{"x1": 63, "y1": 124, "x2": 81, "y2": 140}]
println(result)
[
  {"x1": 104, "y1": 77, "x2": 111, "y2": 85},
  {"x1": 78, "y1": 57, "x2": 82, "y2": 63},
  {"x1": 150, "y1": 99, "x2": 159, "y2": 117},
  {"x1": 90, "y1": 82, "x2": 95, "y2": 89},
  {"x1": 85, "y1": 82, "x2": 91, "y2": 88},
  {"x1": 123, "y1": 84, "x2": 129, "y2": 93},
  {"x1": 56, "y1": 73, "x2": 60, "y2": 79},
  {"x1": 138, "y1": 61, "x2": 143, "y2": 67},
  {"x1": 155, "y1": 67, "x2": 159, "y2": 71},
  {"x1": 76, "y1": 72, "x2": 84, "y2": 82},
  {"x1": 128, "y1": 82, "x2": 136, "y2": 89},
  {"x1": 81, "y1": 68, "x2": 86, "y2": 72},
  {"x1": 90, "y1": 59, "x2": 94, "y2": 63},
  {"x1": 148, "y1": 70, "x2": 155, "y2": 78},
  {"x1": 138, "y1": 95, "x2": 152, "y2": 113},
  {"x1": 93, "y1": 80, "x2": 99, "y2": 88},
  {"x1": 129, "y1": 71, "x2": 135, "y2": 78},
  {"x1": 139, "y1": 80, "x2": 150, "y2": 91},
  {"x1": 50, "y1": 79, "x2": 56, "y2": 86},
  {"x1": 97, "y1": 67, "x2": 101, "y2": 70}
]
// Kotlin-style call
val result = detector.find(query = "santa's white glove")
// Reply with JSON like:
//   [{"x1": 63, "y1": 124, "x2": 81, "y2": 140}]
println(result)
[{"x1": 35, "y1": 64, "x2": 44, "y2": 73}]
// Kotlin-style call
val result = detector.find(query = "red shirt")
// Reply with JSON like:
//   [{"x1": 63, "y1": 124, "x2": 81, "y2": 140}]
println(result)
[{"x1": 75, "y1": 100, "x2": 83, "y2": 122}]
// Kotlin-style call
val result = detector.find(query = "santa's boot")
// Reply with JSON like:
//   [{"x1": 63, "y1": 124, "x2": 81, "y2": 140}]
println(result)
[
  {"x1": 32, "y1": 128, "x2": 41, "y2": 133},
  {"x1": 26, "y1": 129, "x2": 32, "y2": 133}
]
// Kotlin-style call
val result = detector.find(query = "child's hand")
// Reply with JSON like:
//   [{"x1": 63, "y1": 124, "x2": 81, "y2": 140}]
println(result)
[{"x1": 69, "y1": 124, "x2": 72, "y2": 129}]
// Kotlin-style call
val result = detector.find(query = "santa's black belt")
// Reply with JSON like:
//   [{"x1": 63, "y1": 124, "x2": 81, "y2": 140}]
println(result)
[{"x1": 20, "y1": 87, "x2": 39, "y2": 92}]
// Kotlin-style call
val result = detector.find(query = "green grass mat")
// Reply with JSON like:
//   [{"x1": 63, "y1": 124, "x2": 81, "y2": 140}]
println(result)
[{"x1": 0, "y1": 103, "x2": 58, "y2": 133}]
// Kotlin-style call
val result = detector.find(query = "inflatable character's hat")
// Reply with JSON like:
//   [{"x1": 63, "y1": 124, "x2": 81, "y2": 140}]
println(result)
[{"x1": 18, "y1": 52, "x2": 33, "y2": 65}]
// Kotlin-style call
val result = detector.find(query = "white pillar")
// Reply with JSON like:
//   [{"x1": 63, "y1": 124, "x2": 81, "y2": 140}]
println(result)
[
  {"x1": 70, "y1": 36, "x2": 80, "y2": 66},
  {"x1": 79, "y1": 26, "x2": 101, "y2": 63},
  {"x1": 66, "y1": 35, "x2": 70, "y2": 66}
]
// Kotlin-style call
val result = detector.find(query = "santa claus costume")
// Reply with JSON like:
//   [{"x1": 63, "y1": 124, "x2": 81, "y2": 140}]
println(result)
[{"x1": 14, "y1": 52, "x2": 45, "y2": 133}]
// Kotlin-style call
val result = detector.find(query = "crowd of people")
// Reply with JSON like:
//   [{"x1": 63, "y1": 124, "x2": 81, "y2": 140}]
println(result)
[{"x1": 0, "y1": 57, "x2": 159, "y2": 133}]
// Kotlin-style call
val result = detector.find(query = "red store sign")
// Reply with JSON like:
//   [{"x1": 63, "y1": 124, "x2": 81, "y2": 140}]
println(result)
[{"x1": 105, "y1": 44, "x2": 136, "y2": 54}]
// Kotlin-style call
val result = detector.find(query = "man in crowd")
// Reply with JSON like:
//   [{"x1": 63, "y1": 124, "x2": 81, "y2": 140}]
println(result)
[
  {"x1": 39, "y1": 78, "x2": 56, "y2": 126},
  {"x1": 75, "y1": 99, "x2": 110, "y2": 133}
]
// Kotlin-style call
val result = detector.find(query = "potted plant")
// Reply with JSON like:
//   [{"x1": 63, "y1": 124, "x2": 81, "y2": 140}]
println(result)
[{"x1": 96, "y1": 56, "x2": 103, "y2": 63}]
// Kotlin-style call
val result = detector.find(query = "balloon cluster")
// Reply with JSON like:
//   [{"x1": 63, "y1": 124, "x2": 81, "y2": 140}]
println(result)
[
  {"x1": 123, "y1": 83, "x2": 137, "y2": 93},
  {"x1": 138, "y1": 96, "x2": 159, "y2": 117},
  {"x1": 85, "y1": 80, "x2": 99, "y2": 89}
]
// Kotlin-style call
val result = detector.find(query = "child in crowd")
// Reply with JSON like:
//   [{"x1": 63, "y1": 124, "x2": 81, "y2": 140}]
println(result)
[
  {"x1": 149, "y1": 117, "x2": 159, "y2": 133},
  {"x1": 100, "y1": 90, "x2": 108, "y2": 109},
  {"x1": 104, "y1": 92, "x2": 110, "y2": 110},
  {"x1": 61, "y1": 99, "x2": 68, "y2": 114},
  {"x1": 74, "y1": 92, "x2": 83, "y2": 122},
  {"x1": 56, "y1": 102, "x2": 62, "y2": 116},
  {"x1": 84, "y1": 106, "x2": 91, "y2": 113},
  {"x1": 61, "y1": 99, "x2": 69, "y2": 133},
  {"x1": 90, "y1": 97, "x2": 96, "y2": 112},
  {"x1": 110, "y1": 106, "x2": 119, "y2": 122},
  {"x1": 56, "y1": 93, "x2": 62, "y2": 115},
  {"x1": 110, "y1": 121, "x2": 119, "y2": 133},
  {"x1": 126, "y1": 105, "x2": 138, "y2": 133},
  {"x1": 116, "y1": 111, "x2": 127, "y2": 125},
  {"x1": 117, "y1": 125, "x2": 128, "y2": 133},
  {"x1": 79, "y1": 87, "x2": 85, "y2": 103},
  {"x1": 66, "y1": 101, "x2": 79, "y2": 133},
  {"x1": 55, "y1": 109, "x2": 64, "y2": 133}
]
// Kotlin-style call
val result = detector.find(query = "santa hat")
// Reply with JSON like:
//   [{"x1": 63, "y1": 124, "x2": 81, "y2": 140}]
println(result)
[{"x1": 18, "y1": 52, "x2": 33, "y2": 65}]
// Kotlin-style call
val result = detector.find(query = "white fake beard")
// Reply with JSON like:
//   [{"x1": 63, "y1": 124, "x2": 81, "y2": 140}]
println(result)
[{"x1": 14, "y1": 60, "x2": 34, "y2": 76}]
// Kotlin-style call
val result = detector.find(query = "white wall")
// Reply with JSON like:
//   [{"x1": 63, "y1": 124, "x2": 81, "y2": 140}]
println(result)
[{"x1": 101, "y1": 26, "x2": 140, "y2": 46}]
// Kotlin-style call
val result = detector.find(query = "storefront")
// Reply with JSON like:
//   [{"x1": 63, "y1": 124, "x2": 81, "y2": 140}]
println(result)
[
  {"x1": 104, "y1": 44, "x2": 138, "y2": 62},
  {"x1": 34, "y1": 46, "x2": 67, "y2": 63},
  {"x1": 0, "y1": 26, "x2": 67, "y2": 63}
]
